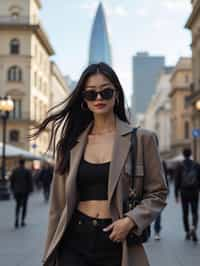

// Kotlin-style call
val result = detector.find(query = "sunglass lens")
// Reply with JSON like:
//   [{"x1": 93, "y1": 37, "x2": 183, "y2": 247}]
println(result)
[
  {"x1": 83, "y1": 90, "x2": 97, "y2": 101},
  {"x1": 101, "y1": 88, "x2": 114, "y2": 100}
]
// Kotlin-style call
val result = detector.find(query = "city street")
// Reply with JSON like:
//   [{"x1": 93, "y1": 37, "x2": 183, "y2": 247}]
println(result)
[{"x1": 0, "y1": 184, "x2": 199, "y2": 266}]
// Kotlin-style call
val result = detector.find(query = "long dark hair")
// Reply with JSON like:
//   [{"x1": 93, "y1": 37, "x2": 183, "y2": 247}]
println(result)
[{"x1": 31, "y1": 62, "x2": 129, "y2": 175}]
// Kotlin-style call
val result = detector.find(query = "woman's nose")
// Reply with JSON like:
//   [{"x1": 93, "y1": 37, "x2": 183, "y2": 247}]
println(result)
[{"x1": 96, "y1": 92, "x2": 102, "y2": 100}]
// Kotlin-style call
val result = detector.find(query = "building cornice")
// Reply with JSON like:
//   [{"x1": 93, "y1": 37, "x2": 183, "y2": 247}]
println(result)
[
  {"x1": 51, "y1": 61, "x2": 69, "y2": 93},
  {"x1": 0, "y1": 23, "x2": 54, "y2": 55},
  {"x1": 170, "y1": 58, "x2": 192, "y2": 82},
  {"x1": 35, "y1": 0, "x2": 42, "y2": 9},
  {"x1": 34, "y1": 23, "x2": 55, "y2": 55},
  {"x1": 169, "y1": 86, "x2": 190, "y2": 98},
  {"x1": 185, "y1": 1, "x2": 200, "y2": 29}
]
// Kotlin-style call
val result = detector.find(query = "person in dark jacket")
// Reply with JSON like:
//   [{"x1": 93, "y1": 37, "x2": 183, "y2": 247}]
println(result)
[
  {"x1": 175, "y1": 148, "x2": 200, "y2": 242},
  {"x1": 37, "y1": 162, "x2": 53, "y2": 202},
  {"x1": 10, "y1": 159, "x2": 33, "y2": 228}
]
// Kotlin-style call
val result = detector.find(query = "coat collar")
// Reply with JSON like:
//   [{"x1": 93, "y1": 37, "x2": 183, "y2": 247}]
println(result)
[{"x1": 76, "y1": 116, "x2": 132, "y2": 142}]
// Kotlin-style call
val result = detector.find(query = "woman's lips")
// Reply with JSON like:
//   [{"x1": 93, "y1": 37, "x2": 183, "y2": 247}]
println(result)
[{"x1": 94, "y1": 103, "x2": 106, "y2": 109}]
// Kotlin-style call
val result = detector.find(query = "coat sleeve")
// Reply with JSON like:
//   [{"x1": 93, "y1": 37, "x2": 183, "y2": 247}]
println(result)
[
  {"x1": 43, "y1": 167, "x2": 66, "y2": 261},
  {"x1": 174, "y1": 162, "x2": 182, "y2": 199},
  {"x1": 124, "y1": 132, "x2": 168, "y2": 235}
]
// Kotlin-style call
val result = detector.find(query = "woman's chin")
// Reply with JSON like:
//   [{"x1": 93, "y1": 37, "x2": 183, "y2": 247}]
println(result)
[{"x1": 93, "y1": 108, "x2": 111, "y2": 115}]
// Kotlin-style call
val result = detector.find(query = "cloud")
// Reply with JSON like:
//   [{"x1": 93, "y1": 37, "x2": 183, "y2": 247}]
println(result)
[
  {"x1": 80, "y1": 1, "x2": 128, "y2": 18},
  {"x1": 80, "y1": 1, "x2": 99, "y2": 18},
  {"x1": 136, "y1": 8, "x2": 149, "y2": 17},
  {"x1": 152, "y1": 19, "x2": 169, "y2": 30},
  {"x1": 114, "y1": 6, "x2": 128, "y2": 17},
  {"x1": 161, "y1": 0, "x2": 191, "y2": 10}
]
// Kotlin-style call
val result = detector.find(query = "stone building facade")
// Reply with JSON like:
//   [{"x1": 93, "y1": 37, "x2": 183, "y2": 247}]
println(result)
[{"x1": 0, "y1": 0, "x2": 70, "y2": 157}]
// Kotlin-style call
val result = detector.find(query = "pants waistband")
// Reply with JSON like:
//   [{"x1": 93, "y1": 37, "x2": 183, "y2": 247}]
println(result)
[{"x1": 72, "y1": 209, "x2": 112, "y2": 227}]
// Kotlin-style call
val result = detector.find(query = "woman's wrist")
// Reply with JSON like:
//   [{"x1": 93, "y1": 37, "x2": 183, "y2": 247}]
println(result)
[{"x1": 124, "y1": 216, "x2": 136, "y2": 230}]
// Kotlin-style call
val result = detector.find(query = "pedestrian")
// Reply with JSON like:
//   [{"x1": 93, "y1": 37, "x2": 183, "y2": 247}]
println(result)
[
  {"x1": 175, "y1": 148, "x2": 200, "y2": 242},
  {"x1": 10, "y1": 159, "x2": 33, "y2": 228},
  {"x1": 32, "y1": 62, "x2": 168, "y2": 266},
  {"x1": 153, "y1": 160, "x2": 169, "y2": 240},
  {"x1": 37, "y1": 162, "x2": 53, "y2": 202}
]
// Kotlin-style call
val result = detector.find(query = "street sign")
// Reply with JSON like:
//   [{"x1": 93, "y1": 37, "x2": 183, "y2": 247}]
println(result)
[
  {"x1": 32, "y1": 143, "x2": 37, "y2": 149},
  {"x1": 192, "y1": 128, "x2": 200, "y2": 138}
]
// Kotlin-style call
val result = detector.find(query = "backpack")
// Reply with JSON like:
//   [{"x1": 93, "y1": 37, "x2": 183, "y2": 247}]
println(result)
[{"x1": 181, "y1": 161, "x2": 199, "y2": 189}]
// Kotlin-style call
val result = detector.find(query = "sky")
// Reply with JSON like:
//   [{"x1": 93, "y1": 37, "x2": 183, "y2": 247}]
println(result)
[{"x1": 40, "y1": 0, "x2": 192, "y2": 106}]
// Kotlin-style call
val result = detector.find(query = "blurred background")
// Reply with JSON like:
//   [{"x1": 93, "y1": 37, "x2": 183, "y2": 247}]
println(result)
[{"x1": 0, "y1": 1, "x2": 200, "y2": 266}]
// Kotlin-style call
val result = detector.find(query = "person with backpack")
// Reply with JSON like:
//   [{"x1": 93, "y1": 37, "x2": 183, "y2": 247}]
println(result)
[{"x1": 175, "y1": 148, "x2": 200, "y2": 242}]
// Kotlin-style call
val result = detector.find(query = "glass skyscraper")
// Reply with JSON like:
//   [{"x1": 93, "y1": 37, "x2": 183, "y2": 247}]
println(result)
[
  {"x1": 132, "y1": 52, "x2": 165, "y2": 115},
  {"x1": 89, "y1": 2, "x2": 112, "y2": 66}
]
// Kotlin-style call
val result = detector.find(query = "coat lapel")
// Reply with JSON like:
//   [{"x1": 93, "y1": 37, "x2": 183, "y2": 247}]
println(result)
[
  {"x1": 108, "y1": 118, "x2": 132, "y2": 205},
  {"x1": 65, "y1": 123, "x2": 93, "y2": 211}
]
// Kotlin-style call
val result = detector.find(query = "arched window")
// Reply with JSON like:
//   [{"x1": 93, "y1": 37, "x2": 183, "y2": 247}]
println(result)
[
  {"x1": 10, "y1": 39, "x2": 20, "y2": 54},
  {"x1": 9, "y1": 99, "x2": 22, "y2": 119},
  {"x1": 9, "y1": 130, "x2": 20, "y2": 142},
  {"x1": 8, "y1": 66, "x2": 22, "y2": 81}
]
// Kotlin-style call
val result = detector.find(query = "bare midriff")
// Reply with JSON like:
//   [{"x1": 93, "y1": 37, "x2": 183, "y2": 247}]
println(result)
[
  {"x1": 77, "y1": 200, "x2": 112, "y2": 218},
  {"x1": 77, "y1": 131, "x2": 115, "y2": 219}
]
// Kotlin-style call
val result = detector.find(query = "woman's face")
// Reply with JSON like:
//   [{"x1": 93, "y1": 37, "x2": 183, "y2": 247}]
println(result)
[{"x1": 83, "y1": 73, "x2": 117, "y2": 116}]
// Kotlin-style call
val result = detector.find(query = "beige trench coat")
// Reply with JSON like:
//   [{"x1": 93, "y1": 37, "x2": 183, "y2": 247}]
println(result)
[{"x1": 42, "y1": 117, "x2": 168, "y2": 266}]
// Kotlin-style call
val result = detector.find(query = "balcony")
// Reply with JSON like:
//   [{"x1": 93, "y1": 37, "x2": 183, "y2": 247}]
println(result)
[
  {"x1": 0, "y1": 16, "x2": 55, "y2": 55},
  {"x1": 0, "y1": 16, "x2": 32, "y2": 26}
]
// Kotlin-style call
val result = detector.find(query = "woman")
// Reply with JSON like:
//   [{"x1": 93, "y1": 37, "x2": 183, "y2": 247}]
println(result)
[{"x1": 33, "y1": 62, "x2": 167, "y2": 266}]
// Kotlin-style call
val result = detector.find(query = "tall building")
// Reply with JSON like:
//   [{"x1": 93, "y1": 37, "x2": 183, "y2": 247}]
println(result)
[
  {"x1": 0, "y1": 0, "x2": 70, "y2": 157},
  {"x1": 89, "y1": 2, "x2": 112, "y2": 66},
  {"x1": 143, "y1": 66, "x2": 174, "y2": 158},
  {"x1": 64, "y1": 75, "x2": 77, "y2": 92},
  {"x1": 185, "y1": 0, "x2": 200, "y2": 162},
  {"x1": 169, "y1": 58, "x2": 192, "y2": 158},
  {"x1": 131, "y1": 52, "x2": 165, "y2": 118}
]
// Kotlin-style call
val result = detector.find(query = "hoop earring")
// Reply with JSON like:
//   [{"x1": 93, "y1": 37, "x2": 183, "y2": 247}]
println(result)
[{"x1": 81, "y1": 101, "x2": 88, "y2": 111}]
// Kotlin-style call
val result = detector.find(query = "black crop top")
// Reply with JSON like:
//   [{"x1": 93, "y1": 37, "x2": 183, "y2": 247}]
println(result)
[{"x1": 77, "y1": 158, "x2": 110, "y2": 201}]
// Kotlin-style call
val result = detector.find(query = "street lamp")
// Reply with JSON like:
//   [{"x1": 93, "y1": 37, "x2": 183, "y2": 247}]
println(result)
[
  {"x1": 0, "y1": 96, "x2": 14, "y2": 200},
  {"x1": 195, "y1": 99, "x2": 200, "y2": 111}
]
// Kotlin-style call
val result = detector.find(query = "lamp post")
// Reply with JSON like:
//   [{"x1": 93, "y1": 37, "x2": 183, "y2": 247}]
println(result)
[{"x1": 0, "y1": 96, "x2": 14, "y2": 200}]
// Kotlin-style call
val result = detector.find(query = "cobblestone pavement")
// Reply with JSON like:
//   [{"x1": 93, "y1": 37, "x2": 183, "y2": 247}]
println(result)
[{"x1": 0, "y1": 184, "x2": 199, "y2": 266}]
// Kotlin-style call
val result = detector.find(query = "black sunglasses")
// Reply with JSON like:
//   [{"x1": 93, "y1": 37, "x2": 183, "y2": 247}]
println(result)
[{"x1": 82, "y1": 87, "x2": 115, "y2": 101}]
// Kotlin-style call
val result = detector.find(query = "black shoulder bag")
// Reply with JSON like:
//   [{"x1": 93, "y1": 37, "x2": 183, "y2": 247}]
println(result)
[{"x1": 124, "y1": 128, "x2": 151, "y2": 246}]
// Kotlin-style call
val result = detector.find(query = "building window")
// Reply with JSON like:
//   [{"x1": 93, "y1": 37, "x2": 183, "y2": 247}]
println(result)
[
  {"x1": 10, "y1": 39, "x2": 20, "y2": 54},
  {"x1": 184, "y1": 121, "x2": 190, "y2": 139},
  {"x1": 35, "y1": 44, "x2": 38, "y2": 58},
  {"x1": 185, "y1": 74, "x2": 189, "y2": 84},
  {"x1": 9, "y1": 130, "x2": 20, "y2": 142},
  {"x1": 11, "y1": 12, "x2": 19, "y2": 19},
  {"x1": 8, "y1": 66, "x2": 22, "y2": 81},
  {"x1": 34, "y1": 72, "x2": 37, "y2": 87},
  {"x1": 9, "y1": 99, "x2": 22, "y2": 120},
  {"x1": 39, "y1": 77, "x2": 42, "y2": 91},
  {"x1": 34, "y1": 97, "x2": 37, "y2": 120}
]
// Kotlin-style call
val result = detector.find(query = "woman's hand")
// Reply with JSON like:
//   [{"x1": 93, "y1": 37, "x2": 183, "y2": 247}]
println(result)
[{"x1": 103, "y1": 217, "x2": 136, "y2": 242}]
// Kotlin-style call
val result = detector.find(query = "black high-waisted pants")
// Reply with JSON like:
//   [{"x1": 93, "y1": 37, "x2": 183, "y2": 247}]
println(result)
[{"x1": 58, "y1": 209, "x2": 122, "y2": 266}]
